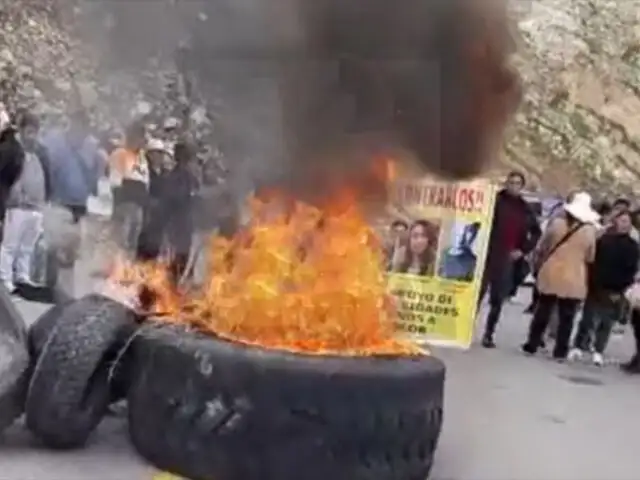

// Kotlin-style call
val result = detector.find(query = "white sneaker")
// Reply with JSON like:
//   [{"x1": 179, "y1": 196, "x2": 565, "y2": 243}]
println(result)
[
  {"x1": 592, "y1": 352, "x2": 604, "y2": 366},
  {"x1": 612, "y1": 324, "x2": 626, "y2": 336},
  {"x1": 568, "y1": 348, "x2": 583, "y2": 361}
]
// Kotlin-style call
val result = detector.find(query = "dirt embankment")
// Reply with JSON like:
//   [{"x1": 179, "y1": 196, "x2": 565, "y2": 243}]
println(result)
[{"x1": 503, "y1": 0, "x2": 640, "y2": 196}]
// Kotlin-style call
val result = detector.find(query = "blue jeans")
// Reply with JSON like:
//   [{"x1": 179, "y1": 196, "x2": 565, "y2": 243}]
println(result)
[{"x1": 574, "y1": 293, "x2": 622, "y2": 354}]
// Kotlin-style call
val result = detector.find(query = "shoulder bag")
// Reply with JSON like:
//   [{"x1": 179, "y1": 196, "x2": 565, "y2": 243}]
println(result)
[{"x1": 532, "y1": 222, "x2": 585, "y2": 276}]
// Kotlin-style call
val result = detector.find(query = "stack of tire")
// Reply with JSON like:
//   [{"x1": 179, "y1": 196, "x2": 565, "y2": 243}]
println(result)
[
  {"x1": 2, "y1": 293, "x2": 446, "y2": 480},
  {"x1": 0, "y1": 286, "x2": 30, "y2": 434}
]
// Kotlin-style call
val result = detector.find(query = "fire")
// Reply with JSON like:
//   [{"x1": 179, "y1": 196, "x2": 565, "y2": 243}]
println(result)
[
  {"x1": 108, "y1": 258, "x2": 180, "y2": 315},
  {"x1": 110, "y1": 170, "x2": 422, "y2": 356}
]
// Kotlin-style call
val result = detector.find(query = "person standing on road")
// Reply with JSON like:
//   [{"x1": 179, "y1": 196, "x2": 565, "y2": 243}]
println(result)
[
  {"x1": 564, "y1": 199, "x2": 614, "y2": 347},
  {"x1": 521, "y1": 192, "x2": 598, "y2": 360},
  {"x1": 0, "y1": 126, "x2": 27, "y2": 234},
  {"x1": 108, "y1": 121, "x2": 150, "y2": 259},
  {"x1": 620, "y1": 209, "x2": 640, "y2": 374},
  {"x1": 524, "y1": 191, "x2": 577, "y2": 315},
  {"x1": 0, "y1": 113, "x2": 51, "y2": 293},
  {"x1": 41, "y1": 110, "x2": 105, "y2": 299},
  {"x1": 42, "y1": 111, "x2": 104, "y2": 223},
  {"x1": 136, "y1": 138, "x2": 174, "y2": 264},
  {"x1": 581, "y1": 198, "x2": 639, "y2": 343},
  {"x1": 136, "y1": 140, "x2": 196, "y2": 283},
  {"x1": 478, "y1": 171, "x2": 541, "y2": 348},
  {"x1": 568, "y1": 210, "x2": 639, "y2": 365},
  {"x1": 163, "y1": 141, "x2": 197, "y2": 282}
]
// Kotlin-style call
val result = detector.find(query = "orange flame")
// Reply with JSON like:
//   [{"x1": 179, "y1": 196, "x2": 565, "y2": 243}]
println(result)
[{"x1": 110, "y1": 162, "x2": 422, "y2": 356}]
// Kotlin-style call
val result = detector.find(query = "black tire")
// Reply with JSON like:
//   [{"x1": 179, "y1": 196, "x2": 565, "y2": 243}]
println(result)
[
  {"x1": 128, "y1": 324, "x2": 445, "y2": 480},
  {"x1": 0, "y1": 283, "x2": 27, "y2": 343},
  {"x1": 0, "y1": 284, "x2": 29, "y2": 433},
  {"x1": 25, "y1": 294, "x2": 137, "y2": 448},
  {"x1": 27, "y1": 301, "x2": 74, "y2": 357},
  {"x1": 0, "y1": 335, "x2": 30, "y2": 434}
]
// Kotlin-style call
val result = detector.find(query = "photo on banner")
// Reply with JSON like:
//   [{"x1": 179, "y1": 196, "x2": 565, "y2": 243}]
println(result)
[{"x1": 380, "y1": 178, "x2": 497, "y2": 349}]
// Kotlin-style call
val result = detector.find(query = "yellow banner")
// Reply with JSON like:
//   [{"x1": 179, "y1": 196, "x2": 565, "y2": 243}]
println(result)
[
  {"x1": 152, "y1": 472, "x2": 184, "y2": 480},
  {"x1": 379, "y1": 178, "x2": 497, "y2": 348}
]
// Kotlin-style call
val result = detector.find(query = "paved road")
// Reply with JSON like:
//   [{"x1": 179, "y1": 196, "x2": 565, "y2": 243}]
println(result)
[{"x1": 1, "y1": 288, "x2": 639, "y2": 480}]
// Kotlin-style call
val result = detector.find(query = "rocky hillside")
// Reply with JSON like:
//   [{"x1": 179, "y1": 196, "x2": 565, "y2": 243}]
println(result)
[
  {"x1": 0, "y1": 1, "x2": 206, "y2": 135},
  {"x1": 1, "y1": 0, "x2": 639, "y2": 196},
  {"x1": 504, "y1": 0, "x2": 640, "y2": 195}
]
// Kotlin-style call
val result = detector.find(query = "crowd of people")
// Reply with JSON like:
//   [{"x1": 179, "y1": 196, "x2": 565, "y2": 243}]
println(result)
[
  {"x1": 481, "y1": 171, "x2": 640, "y2": 374},
  {"x1": 0, "y1": 104, "x2": 203, "y2": 301},
  {"x1": 2, "y1": 98, "x2": 640, "y2": 376}
]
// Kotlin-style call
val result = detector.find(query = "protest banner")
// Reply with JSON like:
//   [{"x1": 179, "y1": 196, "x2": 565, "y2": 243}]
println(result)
[{"x1": 381, "y1": 178, "x2": 497, "y2": 348}]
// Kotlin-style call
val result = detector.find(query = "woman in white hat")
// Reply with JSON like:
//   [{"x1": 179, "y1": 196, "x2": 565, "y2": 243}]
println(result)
[{"x1": 522, "y1": 191, "x2": 598, "y2": 360}]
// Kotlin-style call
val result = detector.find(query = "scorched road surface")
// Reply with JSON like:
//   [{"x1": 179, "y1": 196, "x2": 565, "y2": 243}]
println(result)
[{"x1": 1, "y1": 290, "x2": 639, "y2": 480}]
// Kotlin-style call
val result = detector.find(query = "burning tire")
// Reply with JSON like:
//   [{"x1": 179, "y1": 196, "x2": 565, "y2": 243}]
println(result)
[
  {"x1": 0, "y1": 285, "x2": 29, "y2": 433},
  {"x1": 128, "y1": 324, "x2": 445, "y2": 480},
  {"x1": 25, "y1": 294, "x2": 137, "y2": 448}
]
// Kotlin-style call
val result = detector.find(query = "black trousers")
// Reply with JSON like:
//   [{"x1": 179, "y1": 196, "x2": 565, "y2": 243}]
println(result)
[
  {"x1": 477, "y1": 261, "x2": 514, "y2": 339},
  {"x1": 573, "y1": 293, "x2": 621, "y2": 354},
  {"x1": 529, "y1": 285, "x2": 539, "y2": 308},
  {"x1": 509, "y1": 258, "x2": 530, "y2": 298},
  {"x1": 572, "y1": 292, "x2": 597, "y2": 350},
  {"x1": 137, "y1": 205, "x2": 193, "y2": 283},
  {"x1": 67, "y1": 205, "x2": 87, "y2": 224},
  {"x1": 631, "y1": 308, "x2": 640, "y2": 356},
  {"x1": 524, "y1": 293, "x2": 580, "y2": 358}
]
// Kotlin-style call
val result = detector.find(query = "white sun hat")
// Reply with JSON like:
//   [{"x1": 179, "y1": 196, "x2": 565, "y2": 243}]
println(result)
[
  {"x1": 563, "y1": 191, "x2": 599, "y2": 224},
  {"x1": 146, "y1": 138, "x2": 172, "y2": 155},
  {"x1": 163, "y1": 117, "x2": 180, "y2": 130}
]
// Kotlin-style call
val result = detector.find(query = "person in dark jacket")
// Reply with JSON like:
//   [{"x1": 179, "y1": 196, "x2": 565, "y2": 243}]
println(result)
[
  {"x1": 136, "y1": 138, "x2": 172, "y2": 263},
  {"x1": 0, "y1": 113, "x2": 52, "y2": 293},
  {"x1": 137, "y1": 140, "x2": 196, "y2": 283},
  {"x1": 562, "y1": 199, "x2": 613, "y2": 347},
  {"x1": 478, "y1": 171, "x2": 541, "y2": 348},
  {"x1": 164, "y1": 141, "x2": 196, "y2": 281},
  {"x1": 0, "y1": 127, "x2": 26, "y2": 227},
  {"x1": 622, "y1": 209, "x2": 640, "y2": 374},
  {"x1": 569, "y1": 210, "x2": 639, "y2": 366}
]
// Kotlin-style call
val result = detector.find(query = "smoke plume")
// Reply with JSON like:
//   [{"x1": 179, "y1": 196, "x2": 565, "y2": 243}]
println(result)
[{"x1": 78, "y1": 0, "x2": 520, "y2": 204}]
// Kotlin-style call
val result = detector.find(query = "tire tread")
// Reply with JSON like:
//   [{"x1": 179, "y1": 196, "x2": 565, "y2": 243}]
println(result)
[{"x1": 128, "y1": 325, "x2": 445, "y2": 480}]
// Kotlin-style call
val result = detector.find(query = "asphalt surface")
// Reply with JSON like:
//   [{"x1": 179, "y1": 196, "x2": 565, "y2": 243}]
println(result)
[{"x1": 1, "y1": 286, "x2": 639, "y2": 480}]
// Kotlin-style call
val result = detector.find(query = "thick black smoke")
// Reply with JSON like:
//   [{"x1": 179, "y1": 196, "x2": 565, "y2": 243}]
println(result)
[
  {"x1": 279, "y1": 0, "x2": 520, "y2": 196},
  {"x1": 80, "y1": 0, "x2": 519, "y2": 203}
]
